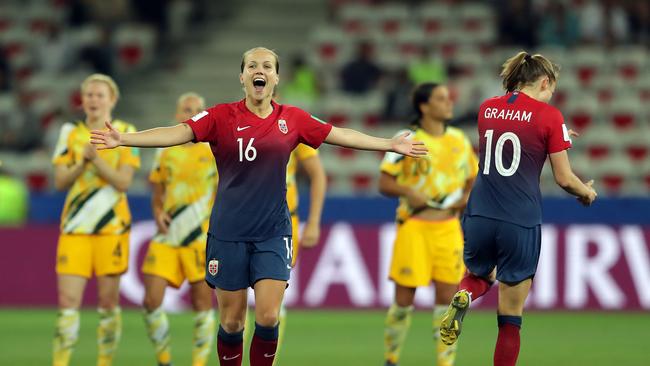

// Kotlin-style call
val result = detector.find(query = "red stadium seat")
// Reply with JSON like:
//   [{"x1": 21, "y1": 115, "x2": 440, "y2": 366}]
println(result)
[
  {"x1": 336, "y1": 146, "x2": 356, "y2": 159},
  {"x1": 27, "y1": 172, "x2": 48, "y2": 192},
  {"x1": 601, "y1": 174, "x2": 625, "y2": 194},
  {"x1": 327, "y1": 113, "x2": 348, "y2": 126},
  {"x1": 587, "y1": 145, "x2": 610, "y2": 160},
  {"x1": 626, "y1": 145, "x2": 648, "y2": 161},
  {"x1": 352, "y1": 173, "x2": 372, "y2": 191},
  {"x1": 119, "y1": 45, "x2": 143, "y2": 66},
  {"x1": 319, "y1": 43, "x2": 338, "y2": 60}
]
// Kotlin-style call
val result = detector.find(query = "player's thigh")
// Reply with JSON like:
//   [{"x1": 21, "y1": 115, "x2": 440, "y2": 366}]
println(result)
[
  {"x1": 389, "y1": 220, "x2": 432, "y2": 288},
  {"x1": 96, "y1": 274, "x2": 121, "y2": 309},
  {"x1": 497, "y1": 278, "x2": 532, "y2": 316},
  {"x1": 142, "y1": 241, "x2": 184, "y2": 288},
  {"x1": 205, "y1": 235, "x2": 250, "y2": 291},
  {"x1": 291, "y1": 214, "x2": 299, "y2": 266},
  {"x1": 189, "y1": 279, "x2": 213, "y2": 312},
  {"x1": 216, "y1": 288, "x2": 248, "y2": 332},
  {"x1": 462, "y1": 215, "x2": 498, "y2": 278},
  {"x1": 253, "y1": 279, "x2": 287, "y2": 326},
  {"x1": 57, "y1": 274, "x2": 88, "y2": 309},
  {"x1": 179, "y1": 241, "x2": 207, "y2": 286},
  {"x1": 56, "y1": 234, "x2": 92, "y2": 278},
  {"x1": 430, "y1": 218, "x2": 465, "y2": 285},
  {"x1": 94, "y1": 233, "x2": 129, "y2": 277},
  {"x1": 495, "y1": 222, "x2": 542, "y2": 284},
  {"x1": 249, "y1": 236, "x2": 292, "y2": 287}
]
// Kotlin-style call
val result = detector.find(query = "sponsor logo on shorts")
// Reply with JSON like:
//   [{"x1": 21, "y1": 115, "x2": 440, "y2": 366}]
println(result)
[
  {"x1": 208, "y1": 259, "x2": 219, "y2": 276},
  {"x1": 400, "y1": 267, "x2": 412, "y2": 276},
  {"x1": 278, "y1": 119, "x2": 288, "y2": 134}
]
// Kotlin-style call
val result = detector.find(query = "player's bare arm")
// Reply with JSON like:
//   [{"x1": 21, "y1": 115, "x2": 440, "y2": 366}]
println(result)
[
  {"x1": 549, "y1": 150, "x2": 597, "y2": 205},
  {"x1": 90, "y1": 121, "x2": 195, "y2": 149},
  {"x1": 325, "y1": 126, "x2": 427, "y2": 157},
  {"x1": 53, "y1": 162, "x2": 86, "y2": 190},
  {"x1": 82, "y1": 144, "x2": 135, "y2": 192},
  {"x1": 300, "y1": 155, "x2": 326, "y2": 248},
  {"x1": 151, "y1": 182, "x2": 171, "y2": 234},
  {"x1": 449, "y1": 176, "x2": 476, "y2": 212}
]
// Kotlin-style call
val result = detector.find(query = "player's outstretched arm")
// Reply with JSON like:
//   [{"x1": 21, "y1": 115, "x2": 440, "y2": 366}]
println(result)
[
  {"x1": 90, "y1": 121, "x2": 195, "y2": 149},
  {"x1": 325, "y1": 126, "x2": 427, "y2": 157},
  {"x1": 549, "y1": 150, "x2": 597, "y2": 206}
]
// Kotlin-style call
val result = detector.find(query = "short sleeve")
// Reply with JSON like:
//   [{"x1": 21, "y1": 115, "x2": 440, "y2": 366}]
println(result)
[
  {"x1": 544, "y1": 106, "x2": 572, "y2": 154},
  {"x1": 51, "y1": 123, "x2": 76, "y2": 166},
  {"x1": 185, "y1": 105, "x2": 221, "y2": 143},
  {"x1": 119, "y1": 123, "x2": 141, "y2": 169},
  {"x1": 149, "y1": 148, "x2": 165, "y2": 183},
  {"x1": 295, "y1": 143, "x2": 318, "y2": 161},
  {"x1": 380, "y1": 130, "x2": 410, "y2": 176},
  {"x1": 295, "y1": 109, "x2": 333, "y2": 149}
]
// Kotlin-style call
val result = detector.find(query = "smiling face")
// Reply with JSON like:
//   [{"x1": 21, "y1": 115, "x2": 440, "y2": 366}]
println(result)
[
  {"x1": 239, "y1": 48, "x2": 280, "y2": 102},
  {"x1": 81, "y1": 81, "x2": 116, "y2": 121}
]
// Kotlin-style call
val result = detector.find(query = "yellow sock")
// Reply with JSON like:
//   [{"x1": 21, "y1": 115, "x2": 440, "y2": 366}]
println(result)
[
  {"x1": 97, "y1": 307, "x2": 122, "y2": 366},
  {"x1": 384, "y1": 303, "x2": 413, "y2": 364},
  {"x1": 272, "y1": 304, "x2": 287, "y2": 366},
  {"x1": 53, "y1": 308, "x2": 79, "y2": 366},
  {"x1": 434, "y1": 304, "x2": 457, "y2": 366},
  {"x1": 192, "y1": 310, "x2": 215, "y2": 366},
  {"x1": 144, "y1": 307, "x2": 171, "y2": 365}
]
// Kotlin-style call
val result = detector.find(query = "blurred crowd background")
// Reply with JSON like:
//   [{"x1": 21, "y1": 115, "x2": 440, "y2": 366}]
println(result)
[{"x1": 0, "y1": 0, "x2": 648, "y2": 225}]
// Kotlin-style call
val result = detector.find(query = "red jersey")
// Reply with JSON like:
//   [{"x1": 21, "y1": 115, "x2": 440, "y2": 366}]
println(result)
[
  {"x1": 186, "y1": 99, "x2": 332, "y2": 241},
  {"x1": 465, "y1": 91, "x2": 572, "y2": 227}
]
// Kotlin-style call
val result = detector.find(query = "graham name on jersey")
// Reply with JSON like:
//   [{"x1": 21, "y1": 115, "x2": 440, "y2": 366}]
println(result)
[{"x1": 484, "y1": 108, "x2": 532, "y2": 122}]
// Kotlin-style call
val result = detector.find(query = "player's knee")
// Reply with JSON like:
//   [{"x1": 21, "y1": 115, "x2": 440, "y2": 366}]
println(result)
[
  {"x1": 221, "y1": 317, "x2": 245, "y2": 333},
  {"x1": 58, "y1": 292, "x2": 81, "y2": 309},
  {"x1": 97, "y1": 295, "x2": 119, "y2": 310},
  {"x1": 255, "y1": 310, "x2": 280, "y2": 327}
]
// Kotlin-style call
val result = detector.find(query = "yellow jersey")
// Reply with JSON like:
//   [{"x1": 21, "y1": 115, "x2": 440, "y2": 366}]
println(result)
[
  {"x1": 380, "y1": 126, "x2": 478, "y2": 223},
  {"x1": 286, "y1": 144, "x2": 318, "y2": 215},
  {"x1": 52, "y1": 120, "x2": 141, "y2": 235},
  {"x1": 149, "y1": 143, "x2": 217, "y2": 247}
]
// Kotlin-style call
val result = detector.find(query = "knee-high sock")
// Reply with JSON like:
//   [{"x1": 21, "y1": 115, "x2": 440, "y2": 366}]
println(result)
[
  {"x1": 144, "y1": 307, "x2": 171, "y2": 365},
  {"x1": 249, "y1": 322, "x2": 279, "y2": 366},
  {"x1": 97, "y1": 307, "x2": 122, "y2": 366},
  {"x1": 217, "y1": 325, "x2": 243, "y2": 366},
  {"x1": 272, "y1": 304, "x2": 287, "y2": 366},
  {"x1": 53, "y1": 308, "x2": 80, "y2": 366},
  {"x1": 192, "y1": 310, "x2": 215, "y2": 366},
  {"x1": 434, "y1": 305, "x2": 457, "y2": 366},
  {"x1": 384, "y1": 303, "x2": 413, "y2": 364},
  {"x1": 459, "y1": 273, "x2": 493, "y2": 301},
  {"x1": 494, "y1": 315, "x2": 522, "y2": 366}
]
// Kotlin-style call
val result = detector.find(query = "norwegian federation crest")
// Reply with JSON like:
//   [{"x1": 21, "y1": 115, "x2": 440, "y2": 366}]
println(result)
[
  {"x1": 208, "y1": 259, "x2": 219, "y2": 276},
  {"x1": 278, "y1": 119, "x2": 288, "y2": 134}
]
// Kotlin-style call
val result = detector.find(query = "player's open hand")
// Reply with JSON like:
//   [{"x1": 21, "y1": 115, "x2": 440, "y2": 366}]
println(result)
[
  {"x1": 155, "y1": 211, "x2": 172, "y2": 234},
  {"x1": 90, "y1": 121, "x2": 122, "y2": 150},
  {"x1": 568, "y1": 129, "x2": 580, "y2": 138},
  {"x1": 391, "y1": 132, "x2": 428, "y2": 158},
  {"x1": 578, "y1": 179, "x2": 597, "y2": 206},
  {"x1": 300, "y1": 221, "x2": 320, "y2": 248}
]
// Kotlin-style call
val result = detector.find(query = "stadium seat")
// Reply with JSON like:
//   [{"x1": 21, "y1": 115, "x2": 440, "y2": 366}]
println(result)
[
  {"x1": 612, "y1": 45, "x2": 647, "y2": 81},
  {"x1": 113, "y1": 24, "x2": 156, "y2": 72},
  {"x1": 564, "y1": 92, "x2": 600, "y2": 131},
  {"x1": 416, "y1": 2, "x2": 451, "y2": 35}
]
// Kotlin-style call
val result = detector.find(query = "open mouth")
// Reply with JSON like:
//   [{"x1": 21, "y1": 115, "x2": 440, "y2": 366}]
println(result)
[{"x1": 253, "y1": 77, "x2": 266, "y2": 92}]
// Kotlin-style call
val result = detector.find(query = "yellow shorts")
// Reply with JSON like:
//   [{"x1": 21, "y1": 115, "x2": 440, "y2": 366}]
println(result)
[
  {"x1": 291, "y1": 214, "x2": 299, "y2": 267},
  {"x1": 56, "y1": 233, "x2": 130, "y2": 278},
  {"x1": 389, "y1": 217, "x2": 465, "y2": 287},
  {"x1": 141, "y1": 241, "x2": 206, "y2": 288}
]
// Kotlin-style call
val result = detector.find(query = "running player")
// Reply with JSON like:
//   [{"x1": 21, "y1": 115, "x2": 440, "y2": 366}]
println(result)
[
  {"x1": 141, "y1": 92, "x2": 217, "y2": 366},
  {"x1": 381, "y1": 83, "x2": 477, "y2": 366},
  {"x1": 90, "y1": 46, "x2": 426, "y2": 366},
  {"x1": 439, "y1": 52, "x2": 597, "y2": 366},
  {"x1": 52, "y1": 74, "x2": 140, "y2": 366}
]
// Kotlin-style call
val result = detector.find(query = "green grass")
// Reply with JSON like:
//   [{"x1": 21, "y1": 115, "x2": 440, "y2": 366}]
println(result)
[{"x1": 3, "y1": 308, "x2": 649, "y2": 365}]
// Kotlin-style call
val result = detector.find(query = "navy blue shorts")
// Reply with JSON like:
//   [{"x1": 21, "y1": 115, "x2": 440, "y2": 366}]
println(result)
[
  {"x1": 462, "y1": 215, "x2": 541, "y2": 284},
  {"x1": 205, "y1": 234, "x2": 293, "y2": 291}
]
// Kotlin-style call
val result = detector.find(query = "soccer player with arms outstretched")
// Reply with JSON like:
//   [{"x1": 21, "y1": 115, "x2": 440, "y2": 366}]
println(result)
[
  {"x1": 439, "y1": 52, "x2": 597, "y2": 366},
  {"x1": 141, "y1": 92, "x2": 217, "y2": 366},
  {"x1": 381, "y1": 83, "x2": 477, "y2": 366},
  {"x1": 90, "y1": 47, "x2": 426, "y2": 366},
  {"x1": 52, "y1": 74, "x2": 140, "y2": 366}
]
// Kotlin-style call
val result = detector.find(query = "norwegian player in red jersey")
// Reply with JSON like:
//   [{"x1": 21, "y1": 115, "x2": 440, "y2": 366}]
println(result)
[
  {"x1": 438, "y1": 52, "x2": 597, "y2": 366},
  {"x1": 90, "y1": 47, "x2": 427, "y2": 366}
]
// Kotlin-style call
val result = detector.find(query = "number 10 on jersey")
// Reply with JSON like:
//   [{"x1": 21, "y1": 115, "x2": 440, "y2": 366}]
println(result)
[
  {"x1": 483, "y1": 130, "x2": 521, "y2": 176},
  {"x1": 237, "y1": 138, "x2": 257, "y2": 162}
]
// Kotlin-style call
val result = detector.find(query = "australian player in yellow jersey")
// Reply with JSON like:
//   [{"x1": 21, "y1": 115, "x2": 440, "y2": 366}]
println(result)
[
  {"x1": 140, "y1": 92, "x2": 218, "y2": 366},
  {"x1": 381, "y1": 83, "x2": 478, "y2": 366},
  {"x1": 52, "y1": 74, "x2": 140, "y2": 366}
]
